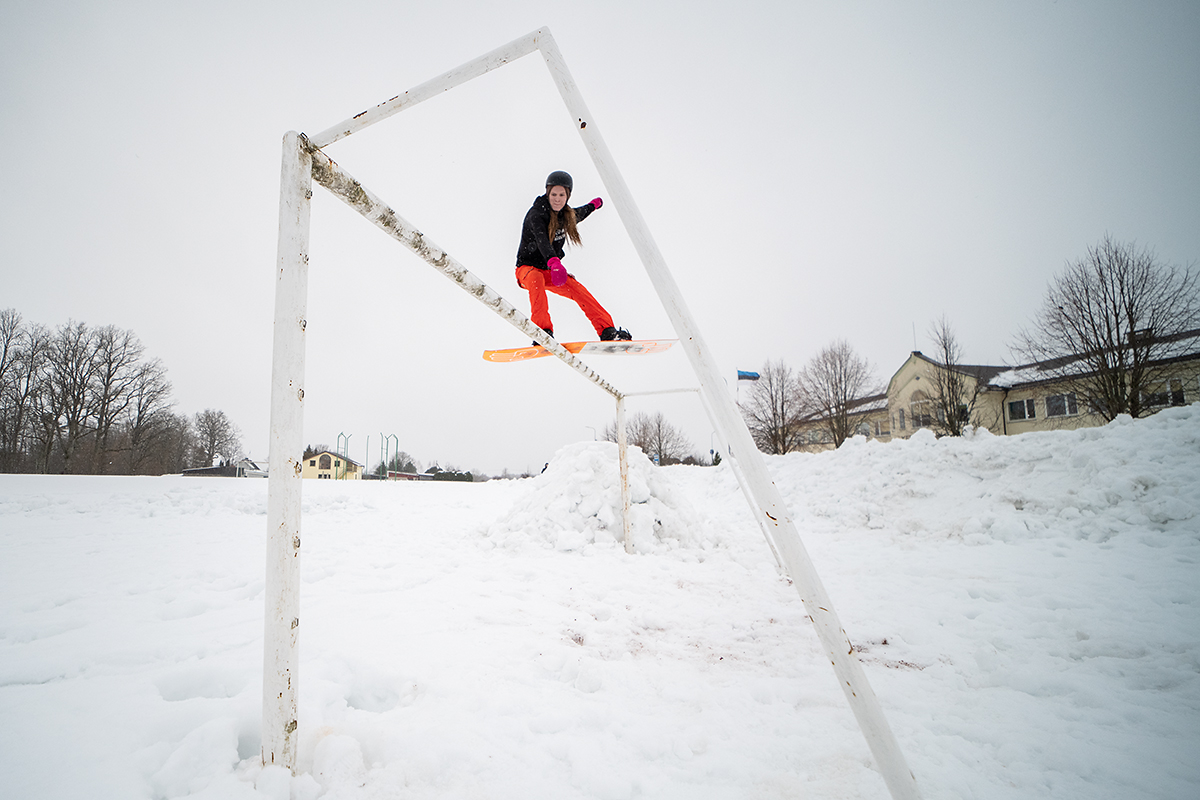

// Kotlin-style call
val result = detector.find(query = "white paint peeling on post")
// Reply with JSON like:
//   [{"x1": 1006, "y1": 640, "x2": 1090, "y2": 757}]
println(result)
[
  {"x1": 535, "y1": 30, "x2": 923, "y2": 800},
  {"x1": 615, "y1": 395, "x2": 632, "y2": 554},
  {"x1": 263, "y1": 131, "x2": 311, "y2": 771},
  {"x1": 308, "y1": 29, "x2": 546, "y2": 149}
]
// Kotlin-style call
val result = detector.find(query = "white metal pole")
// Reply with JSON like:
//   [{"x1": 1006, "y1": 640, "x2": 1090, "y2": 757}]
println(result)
[
  {"x1": 536, "y1": 31, "x2": 921, "y2": 800},
  {"x1": 263, "y1": 131, "x2": 312, "y2": 772},
  {"x1": 615, "y1": 395, "x2": 632, "y2": 553},
  {"x1": 695, "y1": 388, "x2": 783, "y2": 569}
]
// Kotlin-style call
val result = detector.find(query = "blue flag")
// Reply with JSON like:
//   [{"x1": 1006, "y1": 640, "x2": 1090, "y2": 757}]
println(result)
[{"x1": 737, "y1": 370, "x2": 760, "y2": 381}]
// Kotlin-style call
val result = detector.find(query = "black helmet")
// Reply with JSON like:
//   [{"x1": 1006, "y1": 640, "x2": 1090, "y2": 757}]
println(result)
[{"x1": 545, "y1": 170, "x2": 573, "y2": 193}]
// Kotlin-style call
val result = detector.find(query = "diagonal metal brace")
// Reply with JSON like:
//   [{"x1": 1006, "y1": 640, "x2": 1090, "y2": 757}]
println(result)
[{"x1": 304, "y1": 138, "x2": 623, "y2": 400}]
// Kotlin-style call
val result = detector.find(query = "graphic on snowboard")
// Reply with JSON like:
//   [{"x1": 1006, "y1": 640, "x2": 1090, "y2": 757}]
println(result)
[{"x1": 483, "y1": 339, "x2": 675, "y2": 363}]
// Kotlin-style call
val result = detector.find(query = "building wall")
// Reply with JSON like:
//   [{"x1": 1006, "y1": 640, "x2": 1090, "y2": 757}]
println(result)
[
  {"x1": 885, "y1": 354, "x2": 1001, "y2": 439},
  {"x1": 791, "y1": 404, "x2": 891, "y2": 452},
  {"x1": 885, "y1": 353, "x2": 1200, "y2": 440},
  {"x1": 997, "y1": 365, "x2": 1199, "y2": 435},
  {"x1": 301, "y1": 452, "x2": 362, "y2": 480},
  {"x1": 993, "y1": 386, "x2": 1106, "y2": 435}
]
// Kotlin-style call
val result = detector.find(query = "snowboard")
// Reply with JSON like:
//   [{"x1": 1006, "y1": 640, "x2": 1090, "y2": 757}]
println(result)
[{"x1": 483, "y1": 339, "x2": 676, "y2": 363}]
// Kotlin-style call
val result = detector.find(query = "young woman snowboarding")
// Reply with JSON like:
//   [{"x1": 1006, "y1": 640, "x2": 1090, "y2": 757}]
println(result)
[{"x1": 515, "y1": 170, "x2": 632, "y2": 344}]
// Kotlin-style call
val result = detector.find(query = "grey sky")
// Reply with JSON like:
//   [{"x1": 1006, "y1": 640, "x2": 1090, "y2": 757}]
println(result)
[{"x1": 3, "y1": 0, "x2": 1198, "y2": 475}]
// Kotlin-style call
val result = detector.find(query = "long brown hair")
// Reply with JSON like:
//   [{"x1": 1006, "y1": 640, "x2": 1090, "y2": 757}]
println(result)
[{"x1": 548, "y1": 192, "x2": 582, "y2": 247}]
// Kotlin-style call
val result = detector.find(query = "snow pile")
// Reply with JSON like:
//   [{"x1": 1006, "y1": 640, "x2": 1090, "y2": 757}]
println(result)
[
  {"x1": 2, "y1": 407, "x2": 1199, "y2": 799},
  {"x1": 485, "y1": 441, "x2": 714, "y2": 552},
  {"x1": 771, "y1": 411, "x2": 1199, "y2": 546}
]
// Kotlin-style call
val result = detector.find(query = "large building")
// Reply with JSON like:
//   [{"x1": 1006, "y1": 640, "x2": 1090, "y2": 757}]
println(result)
[
  {"x1": 301, "y1": 451, "x2": 363, "y2": 480},
  {"x1": 887, "y1": 330, "x2": 1199, "y2": 440},
  {"x1": 791, "y1": 329, "x2": 1200, "y2": 449}
]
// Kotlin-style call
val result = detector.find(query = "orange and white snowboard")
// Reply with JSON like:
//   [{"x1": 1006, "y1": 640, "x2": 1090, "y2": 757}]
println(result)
[{"x1": 483, "y1": 339, "x2": 676, "y2": 363}]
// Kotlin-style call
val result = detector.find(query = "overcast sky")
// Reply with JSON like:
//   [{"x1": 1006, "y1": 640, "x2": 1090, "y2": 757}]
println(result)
[{"x1": 3, "y1": 0, "x2": 1198, "y2": 475}]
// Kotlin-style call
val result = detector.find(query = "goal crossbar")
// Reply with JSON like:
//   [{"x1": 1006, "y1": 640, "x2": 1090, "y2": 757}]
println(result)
[{"x1": 267, "y1": 26, "x2": 922, "y2": 800}]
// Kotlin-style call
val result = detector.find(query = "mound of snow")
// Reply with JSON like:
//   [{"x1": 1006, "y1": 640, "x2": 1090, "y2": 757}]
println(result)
[
  {"x1": 766, "y1": 405, "x2": 1200, "y2": 546},
  {"x1": 485, "y1": 441, "x2": 713, "y2": 552}
]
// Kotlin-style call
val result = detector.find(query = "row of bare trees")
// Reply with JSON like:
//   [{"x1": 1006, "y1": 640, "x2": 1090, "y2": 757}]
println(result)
[
  {"x1": 739, "y1": 236, "x2": 1199, "y2": 454},
  {"x1": 922, "y1": 238, "x2": 1198, "y2": 432},
  {"x1": 0, "y1": 309, "x2": 242, "y2": 474},
  {"x1": 739, "y1": 341, "x2": 878, "y2": 455},
  {"x1": 603, "y1": 411, "x2": 699, "y2": 465}
]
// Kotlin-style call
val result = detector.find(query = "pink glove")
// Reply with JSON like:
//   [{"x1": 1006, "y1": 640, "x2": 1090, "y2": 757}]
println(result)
[
  {"x1": 547, "y1": 257, "x2": 568, "y2": 286},
  {"x1": 590, "y1": 197, "x2": 603, "y2": 209}
]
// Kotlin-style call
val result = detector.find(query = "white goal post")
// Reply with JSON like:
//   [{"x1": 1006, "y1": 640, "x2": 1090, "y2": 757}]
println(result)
[{"x1": 266, "y1": 27, "x2": 922, "y2": 800}]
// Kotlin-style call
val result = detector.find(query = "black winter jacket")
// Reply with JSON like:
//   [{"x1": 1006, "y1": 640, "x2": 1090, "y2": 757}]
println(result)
[{"x1": 514, "y1": 194, "x2": 597, "y2": 269}]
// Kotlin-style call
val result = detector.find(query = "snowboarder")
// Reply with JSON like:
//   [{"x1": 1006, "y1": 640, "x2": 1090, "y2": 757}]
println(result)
[{"x1": 515, "y1": 170, "x2": 632, "y2": 344}]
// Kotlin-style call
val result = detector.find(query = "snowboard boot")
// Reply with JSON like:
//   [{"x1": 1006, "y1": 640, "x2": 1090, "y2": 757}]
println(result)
[{"x1": 600, "y1": 326, "x2": 632, "y2": 342}]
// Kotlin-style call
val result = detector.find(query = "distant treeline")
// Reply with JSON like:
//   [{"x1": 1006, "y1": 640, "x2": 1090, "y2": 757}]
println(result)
[{"x1": 0, "y1": 309, "x2": 242, "y2": 475}]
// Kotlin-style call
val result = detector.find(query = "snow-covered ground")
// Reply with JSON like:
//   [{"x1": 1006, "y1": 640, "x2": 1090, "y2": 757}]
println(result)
[{"x1": 2, "y1": 406, "x2": 1199, "y2": 800}]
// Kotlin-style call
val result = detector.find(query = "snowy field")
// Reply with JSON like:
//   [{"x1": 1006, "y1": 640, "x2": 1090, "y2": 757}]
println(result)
[{"x1": 2, "y1": 407, "x2": 1199, "y2": 800}]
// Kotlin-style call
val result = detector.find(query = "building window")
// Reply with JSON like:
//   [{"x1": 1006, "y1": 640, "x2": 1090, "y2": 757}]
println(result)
[
  {"x1": 1008, "y1": 399, "x2": 1036, "y2": 421},
  {"x1": 898, "y1": 409, "x2": 906, "y2": 430},
  {"x1": 1143, "y1": 390, "x2": 1170, "y2": 408},
  {"x1": 1170, "y1": 379, "x2": 1186, "y2": 406},
  {"x1": 910, "y1": 407, "x2": 932, "y2": 428},
  {"x1": 319, "y1": 454, "x2": 332, "y2": 470},
  {"x1": 309, "y1": 459, "x2": 316, "y2": 467},
  {"x1": 1045, "y1": 392, "x2": 1078, "y2": 418}
]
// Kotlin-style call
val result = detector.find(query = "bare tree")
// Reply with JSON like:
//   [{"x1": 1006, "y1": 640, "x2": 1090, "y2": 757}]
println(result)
[
  {"x1": 1, "y1": 311, "x2": 187, "y2": 474},
  {"x1": 120, "y1": 358, "x2": 175, "y2": 474},
  {"x1": 738, "y1": 359, "x2": 806, "y2": 454},
  {"x1": 798, "y1": 340, "x2": 877, "y2": 448},
  {"x1": 0, "y1": 309, "x2": 21, "y2": 400},
  {"x1": 158, "y1": 412, "x2": 198, "y2": 474},
  {"x1": 375, "y1": 450, "x2": 418, "y2": 475},
  {"x1": 604, "y1": 410, "x2": 693, "y2": 464},
  {"x1": 926, "y1": 317, "x2": 989, "y2": 437},
  {"x1": 45, "y1": 321, "x2": 101, "y2": 473},
  {"x1": 88, "y1": 325, "x2": 147, "y2": 474},
  {"x1": 0, "y1": 310, "x2": 34, "y2": 471},
  {"x1": 1013, "y1": 236, "x2": 1200, "y2": 420},
  {"x1": 193, "y1": 408, "x2": 242, "y2": 466}
]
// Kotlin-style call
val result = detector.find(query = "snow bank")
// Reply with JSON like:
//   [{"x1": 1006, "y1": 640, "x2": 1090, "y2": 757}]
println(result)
[
  {"x1": 770, "y1": 408, "x2": 1199, "y2": 546},
  {"x1": 2, "y1": 407, "x2": 1199, "y2": 799},
  {"x1": 485, "y1": 441, "x2": 715, "y2": 553}
]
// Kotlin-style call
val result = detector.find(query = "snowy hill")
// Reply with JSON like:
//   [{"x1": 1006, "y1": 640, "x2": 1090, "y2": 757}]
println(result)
[{"x1": 2, "y1": 407, "x2": 1198, "y2": 799}]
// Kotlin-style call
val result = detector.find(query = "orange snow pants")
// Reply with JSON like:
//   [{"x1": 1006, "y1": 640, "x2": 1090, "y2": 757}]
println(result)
[{"x1": 516, "y1": 265, "x2": 614, "y2": 337}]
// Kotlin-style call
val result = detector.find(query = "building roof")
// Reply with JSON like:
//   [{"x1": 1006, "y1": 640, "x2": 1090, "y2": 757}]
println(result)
[
  {"x1": 899, "y1": 351, "x2": 1012, "y2": 386},
  {"x1": 990, "y1": 328, "x2": 1200, "y2": 389},
  {"x1": 798, "y1": 392, "x2": 888, "y2": 424},
  {"x1": 307, "y1": 450, "x2": 362, "y2": 468}
]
